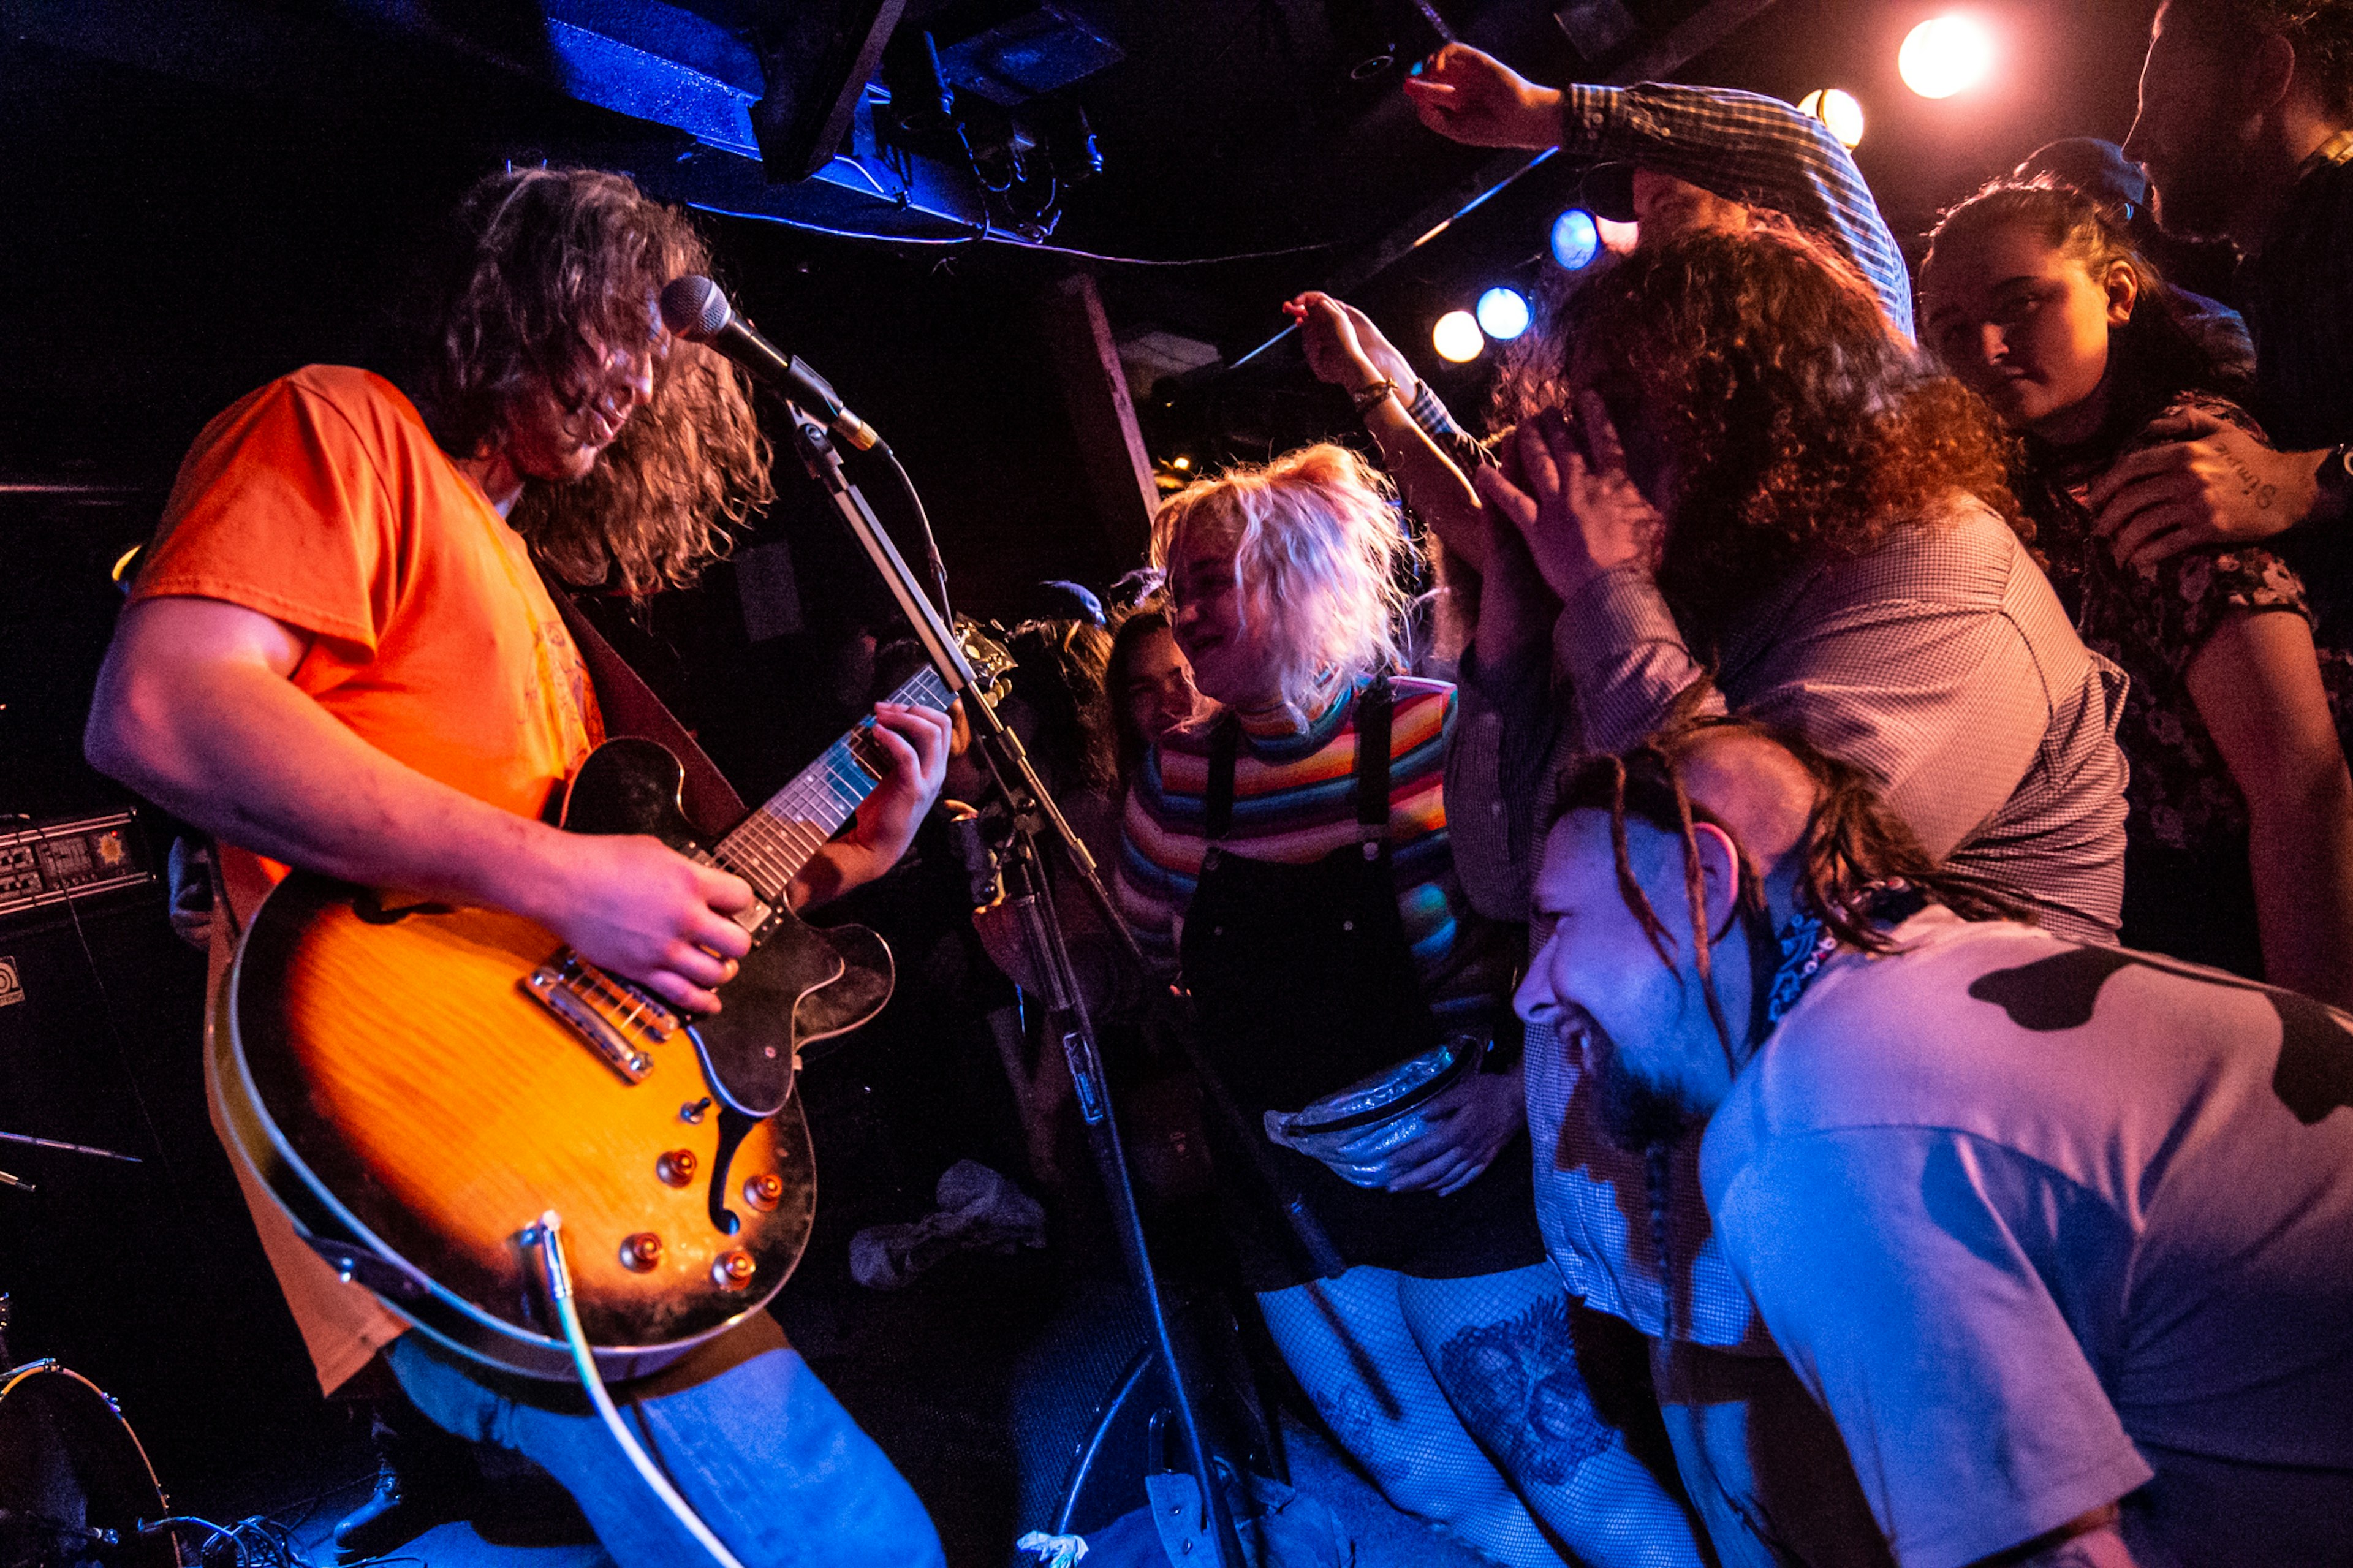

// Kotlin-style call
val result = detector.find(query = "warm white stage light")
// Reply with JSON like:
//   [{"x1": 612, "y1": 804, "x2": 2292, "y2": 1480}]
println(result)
[
  {"x1": 1900, "y1": 15, "x2": 1994, "y2": 99},
  {"x1": 1432, "y1": 310, "x2": 1485, "y2": 363},
  {"x1": 1797, "y1": 87, "x2": 1866, "y2": 147},
  {"x1": 1476, "y1": 287, "x2": 1531, "y2": 341}
]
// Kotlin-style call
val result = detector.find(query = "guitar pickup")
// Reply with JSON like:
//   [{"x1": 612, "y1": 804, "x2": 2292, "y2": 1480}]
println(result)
[{"x1": 524, "y1": 953, "x2": 678, "y2": 1083}]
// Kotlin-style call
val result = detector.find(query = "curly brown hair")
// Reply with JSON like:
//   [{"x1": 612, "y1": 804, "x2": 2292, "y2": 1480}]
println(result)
[
  {"x1": 407, "y1": 167, "x2": 773, "y2": 594},
  {"x1": 1511, "y1": 229, "x2": 2024, "y2": 645}
]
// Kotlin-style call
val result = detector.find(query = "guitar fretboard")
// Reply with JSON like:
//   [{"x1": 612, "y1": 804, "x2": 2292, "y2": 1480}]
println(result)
[{"x1": 711, "y1": 667, "x2": 954, "y2": 904}]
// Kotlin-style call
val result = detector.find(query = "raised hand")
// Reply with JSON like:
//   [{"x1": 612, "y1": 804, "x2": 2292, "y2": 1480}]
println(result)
[
  {"x1": 1400, "y1": 43, "x2": 1564, "y2": 150},
  {"x1": 1283, "y1": 292, "x2": 1414, "y2": 392},
  {"x1": 2090, "y1": 409, "x2": 2324, "y2": 567},
  {"x1": 1473, "y1": 395, "x2": 1665, "y2": 601}
]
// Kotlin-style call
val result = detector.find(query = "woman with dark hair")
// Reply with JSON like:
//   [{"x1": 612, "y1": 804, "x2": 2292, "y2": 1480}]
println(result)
[
  {"x1": 1455, "y1": 227, "x2": 2130, "y2": 1568},
  {"x1": 1922, "y1": 180, "x2": 2353, "y2": 1004},
  {"x1": 1105, "y1": 596, "x2": 1199, "y2": 787}
]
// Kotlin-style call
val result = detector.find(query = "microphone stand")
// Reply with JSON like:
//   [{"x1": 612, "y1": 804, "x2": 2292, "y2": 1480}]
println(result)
[{"x1": 781, "y1": 407, "x2": 1247, "y2": 1568}]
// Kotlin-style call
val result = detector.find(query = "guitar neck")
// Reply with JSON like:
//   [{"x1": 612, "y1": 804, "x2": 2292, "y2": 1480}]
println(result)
[{"x1": 711, "y1": 667, "x2": 954, "y2": 904}]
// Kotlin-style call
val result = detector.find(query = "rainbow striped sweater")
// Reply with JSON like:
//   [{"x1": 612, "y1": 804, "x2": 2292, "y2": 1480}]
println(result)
[{"x1": 1116, "y1": 675, "x2": 1515, "y2": 1039}]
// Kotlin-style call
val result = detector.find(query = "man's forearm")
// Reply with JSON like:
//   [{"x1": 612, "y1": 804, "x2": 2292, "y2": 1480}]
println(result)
[{"x1": 88, "y1": 651, "x2": 572, "y2": 922}]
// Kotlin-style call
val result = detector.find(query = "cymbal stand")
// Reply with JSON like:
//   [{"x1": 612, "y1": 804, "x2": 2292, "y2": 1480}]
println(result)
[{"x1": 782, "y1": 409, "x2": 1246, "y2": 1568}]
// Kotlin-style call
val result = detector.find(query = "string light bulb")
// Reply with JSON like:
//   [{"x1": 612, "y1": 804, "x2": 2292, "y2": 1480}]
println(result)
[
  {"x1": 1432, "y1": 311, "x2": 1485, "y2": 363},
  {"x1": 1797, "y1": 88, "x2": 1865, "y2": 148},
  {"x1": 1899, "y1": 15, "x2": 1995, "y2": 99},
  {"x1": 1549, "y1": 207, "x2": 1601, "y2": 271},
  {"x1": 1476, "y1": 287, "x2": 1531, "y2": 341}
]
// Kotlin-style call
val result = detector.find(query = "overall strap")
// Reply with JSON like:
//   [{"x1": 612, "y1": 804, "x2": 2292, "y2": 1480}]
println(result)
[
  {"x1": 1353, "y1": 674, "x2": 1394, "y2": 848},
  {"x1": 1205, "y1": 712, "x2": 1242, "y2": 843}
]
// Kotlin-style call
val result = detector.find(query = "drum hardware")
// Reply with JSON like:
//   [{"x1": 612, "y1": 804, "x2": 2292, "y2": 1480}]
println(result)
[{"x1": 0, "y1": 1297, "x2": 186, "y2": 1567}]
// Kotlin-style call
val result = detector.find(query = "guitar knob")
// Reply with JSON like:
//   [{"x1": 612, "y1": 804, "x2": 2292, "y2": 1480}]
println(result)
[
  {"x1": 741, "y1": 1173, "x2": 784, "y2": 1213},
  {"x1": 619, "y1": 1233, "x2": 664, "y2": 1273},
  {"x1": 711, "y1": 1249, "x2": 757, "y2": 1291},
  {"x1": 656, "y1": 1149, "x2": 698, "y2": 1187}
]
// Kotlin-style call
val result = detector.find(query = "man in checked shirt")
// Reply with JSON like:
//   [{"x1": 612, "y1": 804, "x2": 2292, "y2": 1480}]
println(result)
[{"x1": 1281, "y1": 44, "x2": 2132, "y2": 1568}]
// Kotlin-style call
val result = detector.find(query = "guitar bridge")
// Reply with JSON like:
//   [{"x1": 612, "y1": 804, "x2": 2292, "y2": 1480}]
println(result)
[{"x1": 524, "y1": 953, "x2": 679, "y2": 1083}]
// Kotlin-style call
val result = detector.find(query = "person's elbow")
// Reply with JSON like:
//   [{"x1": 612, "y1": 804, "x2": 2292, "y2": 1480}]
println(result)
[{"x1": 86, "y1": 648, "x2": 170, "y2": 792}]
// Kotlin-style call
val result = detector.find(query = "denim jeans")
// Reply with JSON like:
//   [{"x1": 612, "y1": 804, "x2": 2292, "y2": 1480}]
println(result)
[{"x1": 387, "y1": 1333, "x2": 945, "y2": 1568}]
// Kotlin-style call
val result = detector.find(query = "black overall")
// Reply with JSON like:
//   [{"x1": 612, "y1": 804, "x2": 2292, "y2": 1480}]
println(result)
[{"x1": 1178, "y1": 679, "x2": 1545, "y2": 1292}]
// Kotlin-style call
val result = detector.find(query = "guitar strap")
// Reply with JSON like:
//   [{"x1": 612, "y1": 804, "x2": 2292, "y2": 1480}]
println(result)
[{"x1": 535, "y1": 566, "x2": 748, "y2": 839}]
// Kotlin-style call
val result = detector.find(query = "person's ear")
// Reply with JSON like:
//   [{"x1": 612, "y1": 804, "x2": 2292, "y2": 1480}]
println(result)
[
  {"x1": 1691, "y1": 820, "x2": 1744, "y2": 942},
  {"x1": 2249, "y1": 31, "x2": 2297, "y2": 114},
  {"x1": 2104, "y1": 259, "x2": 2140, "y2": 327}
]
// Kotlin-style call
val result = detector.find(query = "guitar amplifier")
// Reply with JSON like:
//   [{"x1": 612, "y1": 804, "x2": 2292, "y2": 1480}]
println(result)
[{"x1": 0, "y1": 809, "x2": 156, "y2": 932}]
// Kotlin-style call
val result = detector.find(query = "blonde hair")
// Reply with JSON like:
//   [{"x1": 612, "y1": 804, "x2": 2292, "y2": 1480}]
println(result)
[{"x1": 1148, "y1": 444, "x2": 1419, "y2": 715}]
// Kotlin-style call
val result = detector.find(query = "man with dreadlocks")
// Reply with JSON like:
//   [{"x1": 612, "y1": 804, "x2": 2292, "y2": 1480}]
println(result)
[
  {"x1": 1515, "y1": 710, "x2": 2353, "y2": 1568},
  {"x1": 85, "y1": 167, "x2": 950, "y2": 1566}
]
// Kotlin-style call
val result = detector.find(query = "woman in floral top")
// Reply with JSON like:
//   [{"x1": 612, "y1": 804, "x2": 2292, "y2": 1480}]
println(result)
[{"x1": 1921, "y1": 180, "x2": 2353, "y2": 1006}]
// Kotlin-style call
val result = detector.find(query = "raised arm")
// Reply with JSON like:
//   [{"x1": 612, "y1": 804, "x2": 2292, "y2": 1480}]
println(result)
[{"x1": 1403, "y1": 45, "x2": 1911, "y2": 332}]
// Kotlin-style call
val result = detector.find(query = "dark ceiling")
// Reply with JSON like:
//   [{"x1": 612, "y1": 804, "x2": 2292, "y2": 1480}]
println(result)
[{"x1": 0, "y1": 0, "x2": 2169, "y2": 808}]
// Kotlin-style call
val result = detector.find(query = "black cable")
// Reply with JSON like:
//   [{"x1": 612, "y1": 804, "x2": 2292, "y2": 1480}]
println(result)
[{"x1": 881, "y1": 445, "x2": 955, "y2": 627}]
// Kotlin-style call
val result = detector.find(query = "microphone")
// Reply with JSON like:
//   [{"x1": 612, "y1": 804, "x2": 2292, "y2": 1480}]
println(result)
[{"x1": 659, "y1": 275, "x2": 884, "y2": 452}]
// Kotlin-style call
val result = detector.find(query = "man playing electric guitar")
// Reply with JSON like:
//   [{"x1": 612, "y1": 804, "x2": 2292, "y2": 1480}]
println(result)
[{"x1": 84, "y1": 167, "x2": 952, "y2": 1567}]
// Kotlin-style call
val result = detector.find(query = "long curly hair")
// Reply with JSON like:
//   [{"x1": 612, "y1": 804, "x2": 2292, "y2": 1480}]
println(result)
[
  {"x1": 1511, "y1": 229, "x2": 2023, "y2": 645},
  {"x1": 1149, "y1": 444, "x2": 1419, "y2": 719},
  {"x1": 405, "y1": 167, "x2": 773, "y2": 593}
]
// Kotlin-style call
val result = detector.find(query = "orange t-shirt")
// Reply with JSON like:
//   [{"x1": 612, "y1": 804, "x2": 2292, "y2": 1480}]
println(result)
[{"x1": 132, "y1": 365, "x2": 605, "y2": 1392}]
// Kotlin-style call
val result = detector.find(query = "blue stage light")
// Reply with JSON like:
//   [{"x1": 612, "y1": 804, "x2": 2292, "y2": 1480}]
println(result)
[
  {"x1": 1550, "y1": 208, "x2": 1600, "y2": 271},
  {"x1": 1476, "y1": 287, "x2": 1531, "y2": 341}
]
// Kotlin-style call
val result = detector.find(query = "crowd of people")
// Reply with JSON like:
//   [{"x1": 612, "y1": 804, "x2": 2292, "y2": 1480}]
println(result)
[{"x1": 80, "y1": 1, "x2": 2353, "y2": 1566}]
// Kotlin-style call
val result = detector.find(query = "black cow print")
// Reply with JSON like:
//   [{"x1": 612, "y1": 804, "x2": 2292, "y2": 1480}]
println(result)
[{"x1": 1966, "y1": 946, "x2": 2353, "y2": 1125}]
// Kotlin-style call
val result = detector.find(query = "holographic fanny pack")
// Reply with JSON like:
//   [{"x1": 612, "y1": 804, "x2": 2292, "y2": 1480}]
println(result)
[{"x1": 1261, "y1": 1034, "x2": 1483, "y2": 1181}]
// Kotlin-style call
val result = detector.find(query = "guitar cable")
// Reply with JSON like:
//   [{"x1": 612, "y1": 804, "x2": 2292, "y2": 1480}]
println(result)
[{"x1": 531, "y1": 1211, "x2": 750, "y2": 1568}]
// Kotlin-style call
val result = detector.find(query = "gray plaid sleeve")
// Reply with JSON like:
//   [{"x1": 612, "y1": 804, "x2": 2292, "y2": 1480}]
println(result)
[{"x1": 1559, "y1": 81, "x2": 1913, "y2": 336}]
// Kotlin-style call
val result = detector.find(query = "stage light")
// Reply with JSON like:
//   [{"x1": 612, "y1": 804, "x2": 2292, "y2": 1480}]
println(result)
[
  {"x1": 1433, "y1": 310, "x2": 1485, "y2": 363},
  {"x1": 1476, "y1": 287, "x2": 1531, "y2": 341},
  {"x1": 1550, "y1": 207, "x2": 1601, "y2": 271},
  {"x1": 1172, "y1": 455, "x2": 1191, "y2": 470},
  {"x1": 1797, "y1": 88, "x2": 1866, "y2": 148},
  {"x1": 1597, "y1": 216, "x2": 1639, "y2": 253},
  {"x1": 1900, "y1": 15, "x2": 1994, "y2": 99}
]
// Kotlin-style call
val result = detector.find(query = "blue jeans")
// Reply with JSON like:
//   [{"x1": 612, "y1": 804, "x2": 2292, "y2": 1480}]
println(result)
[{"x1": 387, "y1": 1333, "x2": 944, "y2": 1568}]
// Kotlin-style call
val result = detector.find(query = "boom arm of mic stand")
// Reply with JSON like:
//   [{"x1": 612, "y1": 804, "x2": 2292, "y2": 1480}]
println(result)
[{"x1": 781, "y1": 411, "x2": 1242, "y2": 1568}]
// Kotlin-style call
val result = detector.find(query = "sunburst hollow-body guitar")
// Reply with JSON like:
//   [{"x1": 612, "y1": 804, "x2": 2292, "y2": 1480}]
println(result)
[{"x1": 218, "y1": 667, "x2": 955, "y2": 1380}]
